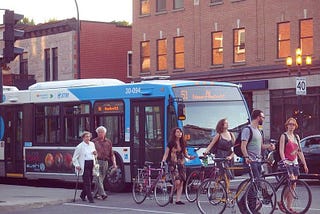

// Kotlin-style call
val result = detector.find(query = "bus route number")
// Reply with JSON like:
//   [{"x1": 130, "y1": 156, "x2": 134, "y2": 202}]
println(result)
[{"x1": 125, "y1": 87, "x2": 141, "y2": 94}]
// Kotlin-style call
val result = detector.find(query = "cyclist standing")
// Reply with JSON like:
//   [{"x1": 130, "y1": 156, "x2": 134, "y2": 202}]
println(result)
[
  {"x1": 241, "y1": 110, "x2": 275, "y2": 212},
  {"x1": 161, "y1": 127, "x2": 195, "y2": 205},
  {"x1": 204, "y1": 118, "x2": 235, "y2": 178},
  {"x1": 277, "y1": 117, "x2": 308, "y2": 213}
]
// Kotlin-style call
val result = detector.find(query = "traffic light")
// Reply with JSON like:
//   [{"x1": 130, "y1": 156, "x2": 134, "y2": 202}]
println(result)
[{"x1": 3, "y1": 10, "x2": 24, "y2": 64}]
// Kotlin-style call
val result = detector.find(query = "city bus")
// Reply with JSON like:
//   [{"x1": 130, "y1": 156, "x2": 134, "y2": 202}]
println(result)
[{"x1": 0, "y1": 78, "x2": 250, "y2": 192}]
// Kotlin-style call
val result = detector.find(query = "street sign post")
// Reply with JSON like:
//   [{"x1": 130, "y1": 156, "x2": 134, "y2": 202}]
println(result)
[{"x1": 296, "y1": 77, "x2": 306, "y2": 95}]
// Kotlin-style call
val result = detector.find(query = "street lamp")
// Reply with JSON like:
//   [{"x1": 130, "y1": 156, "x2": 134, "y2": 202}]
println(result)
[
  {"x1": 286, "y1": 48, "x2": 312, "y2": 137},
  {"x1": 74, "y1": 0, "x2": 81, "y2": 79}
]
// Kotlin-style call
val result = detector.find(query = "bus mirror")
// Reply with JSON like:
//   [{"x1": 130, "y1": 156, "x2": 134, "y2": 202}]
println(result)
[{"x1": 178, "y1": 103, "x2": 186, "y2": 120}]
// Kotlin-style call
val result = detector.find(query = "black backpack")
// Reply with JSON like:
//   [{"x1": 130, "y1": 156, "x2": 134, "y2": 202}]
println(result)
[
  {"x1": 273, "y1": 133, "x2": 299, "y2": 165},
  {"x1": 234, "y1": 126, "x2": 253, "y2": 157}
]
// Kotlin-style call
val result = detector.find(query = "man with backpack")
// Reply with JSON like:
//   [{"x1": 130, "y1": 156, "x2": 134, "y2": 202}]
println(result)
[
  {"x1": 241, "y1": 109, "x2": 275, "y2": 175},
  {"x1": 240, "y1": 109, "x2": 275, "y2": 213}
]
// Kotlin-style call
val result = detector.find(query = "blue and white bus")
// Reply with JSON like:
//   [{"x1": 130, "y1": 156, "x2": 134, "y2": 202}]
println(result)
[{"x1": 0, "y1": 78, "x2": 250, "y2": 191}]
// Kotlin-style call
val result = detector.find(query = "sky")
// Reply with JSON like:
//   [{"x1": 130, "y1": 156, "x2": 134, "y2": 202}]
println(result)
[{"x1": 0, "y1": 0, "x2": 132, "y2": 24}]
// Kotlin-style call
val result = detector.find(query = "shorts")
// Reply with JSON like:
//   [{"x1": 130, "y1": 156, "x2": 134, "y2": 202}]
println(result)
[
  {"x1": 286, "y1": 164, "x2": 300, "y2": 177},
  {"x1": 279, "y1": 163, "x2": 300, "y2": 177}
]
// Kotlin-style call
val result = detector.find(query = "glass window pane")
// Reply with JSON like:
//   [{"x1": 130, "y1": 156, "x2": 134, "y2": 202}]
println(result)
[
  {"x1": 278, "y1": 40, "x2": 290, "y2": 58},
  {"x1": 140, "y1": 0, "x2": 150, "y2": 15},
  {"x1": 174, "y1": 0, "x2": 184, "y2": 9},
  {"x1": 175, "y1": 37, "x2": 184, "y2": 52},
  {"x1": 301, "y1": 19, "x2": 313, "y2": 37},
  {"x1": 157, "y1": 0, "x2": 166, "y2": 12},
  {"x1": 279, "y1": 22, "x2": 290, "y2": 40},
  {"x1": 301, "y1": 38, "x2": 313, "y2": 55},
  {"x1": 175, "y1": 53, "x2": 184, "y2": 69}
]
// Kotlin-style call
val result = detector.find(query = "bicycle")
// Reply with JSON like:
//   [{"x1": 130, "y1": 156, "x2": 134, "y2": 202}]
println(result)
[
  {"x1": 185, "y1": 153, "x2": 217, "y2": 202},
  {"x1": 262, "y1": 160, "x2": 312, "y2": 214},
  {"x1": 132, "y1": 161, "x2": 173, "y2": 207},
  {"x1": 196, "y1": 157, "x2": 277, "y2": 214}
]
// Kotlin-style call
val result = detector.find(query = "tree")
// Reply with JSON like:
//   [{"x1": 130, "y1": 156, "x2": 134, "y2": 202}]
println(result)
[
  {"x1": 20, "y1": 17, "x2": 35, "y2": 25},
  {"x1": 110, "y1": 20, "x2": 131, "y2": 26}
]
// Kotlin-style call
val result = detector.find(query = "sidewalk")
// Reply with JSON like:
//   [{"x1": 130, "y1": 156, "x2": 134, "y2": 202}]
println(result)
[{"x1": 0, "y1": 184, "x2": 75, "y2": 213}]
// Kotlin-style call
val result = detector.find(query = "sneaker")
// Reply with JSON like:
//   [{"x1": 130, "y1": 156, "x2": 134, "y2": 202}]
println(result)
[
  {"x1": 102, "y1": 194, "x2": 108, "y2": 200},
  {"x1": 175, "y1": 201, "x2": 185, "y2": 205},
  {"x1": 80, "y1": 194, "x2": 86, "y2": 201}
]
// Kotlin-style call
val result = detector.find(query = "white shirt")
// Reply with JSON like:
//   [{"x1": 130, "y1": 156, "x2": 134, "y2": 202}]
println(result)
[{"x1": 72, "y1": 141, "x2": 96, "y2": 175}]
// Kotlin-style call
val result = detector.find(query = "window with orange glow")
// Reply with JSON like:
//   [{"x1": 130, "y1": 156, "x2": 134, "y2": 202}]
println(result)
[
  {"x1": 212, "y1": 31, "x2": 223, "y2": 65},
  {"x1": 278, "y1": 22, "x2": 290, "y2": 58},
  {"x1": 140, "y1": 0, "x2": 151, "y2": 15},
  {"x1": 157, "y1": 39, "x2": 167, "y2": 71},
  {"x1": 140, "y1": 41, "x2": 150, "y2": 73},
  {"x1": 300, "y1": 19, "x2": 313, "y2": 56},
  {"x1": 233, "y1": 28, "x2": 245, "y2": 63},
  {"x1": 174, "y1": 36, "x2": 185, "y2": 69}
]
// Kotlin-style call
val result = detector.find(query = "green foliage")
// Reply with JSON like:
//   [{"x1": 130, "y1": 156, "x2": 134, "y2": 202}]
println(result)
[
  {"x1": 20, "y1": 17, "x2": 35, "y2": 25},
  {"x1": 110, "y1": 20, "x2": 131, "y2": 26}
]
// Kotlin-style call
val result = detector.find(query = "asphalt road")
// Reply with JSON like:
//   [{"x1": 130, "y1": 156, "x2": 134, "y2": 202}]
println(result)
[{"x1": 1, "y1": 177, "x2": 320, "y2": 214}]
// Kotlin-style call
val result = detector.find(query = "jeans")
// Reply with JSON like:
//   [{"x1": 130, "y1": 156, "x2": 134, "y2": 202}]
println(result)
[
  {"x1": 93, "y1": 160, "x2": 108, "y2": 196},
  {"x1": 247, "y1": 161, "x2": 262, "y2": 212}
]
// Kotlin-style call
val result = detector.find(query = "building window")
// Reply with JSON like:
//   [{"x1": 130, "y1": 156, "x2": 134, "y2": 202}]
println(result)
[
  {"x1": 300, "y1": 19, "x2": 313, "y2": 55},
  {"x1": 140, "y1": 41, "x2": 150, "y2": 73},
  {"x1": 52, "y1": 47, "x2": 58, "y2": 81},
  {"x1": 127, "y1": 51, "x2": 132, "y2": 77},
  {"x1": 233, "y1": 28, "x2": 245, "y2": 63},
  {"x1": 140, "y1": 0, "x2": 151, "y2": 15},
  {"x1": 157, "y1": 39, "x2": 167, "y2": 71},
  {"x1": 173, "y1": 0, "x2": 184, "y2": 10},
  {"x1": 156, "y1": 0, "x2": 166, "y2": 12},
  {"x1": 20, "y1": 52, "x2": 28, "y2": 75},
  {"x1": 174, "y1": 36, "x2": 184, "y2": 69},
  {"x1": 210, "y1": 0, "x2": 223, "y2": 4},
  {"x1": 277, "y1": 22, "x2": 290, "y2": 58},
  {"x1": 212, "y1": 31, "x2": 223, "y2": 65},
  {"x1": 44, "y1": 48, "x2": 50, "y2": 81}
]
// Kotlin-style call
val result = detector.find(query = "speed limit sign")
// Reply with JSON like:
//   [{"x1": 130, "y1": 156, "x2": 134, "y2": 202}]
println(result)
[{"x1": 296, "y1": 77, "x2": 306, "y2": 95}]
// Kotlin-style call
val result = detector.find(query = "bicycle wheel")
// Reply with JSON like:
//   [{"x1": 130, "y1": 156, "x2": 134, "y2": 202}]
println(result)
[
  {"x1": 154, "y1": 178, "x2": 173, "y2": 207},
  {"x1": 244, "y1": 179, "x2": 276, "y2": 214},
  {"x1": 185, "y1": 169, "x2": 203, "y2": 202},
  {"x1": 235, "y1": 178, "x2": 250, "y2": 210},
  {"x1": 196, "y1": 179, "x2": 227, "y2": 214},
  {"x1": 281, "y1": 179, "x2": 312, "y2": 214},
  {"x1": 132, "y1": 175, "x2": 148, "y2": 204}
]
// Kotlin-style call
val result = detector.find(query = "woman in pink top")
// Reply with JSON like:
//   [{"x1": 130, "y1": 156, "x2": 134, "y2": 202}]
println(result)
[{"x1": 277, "y1": 117, "x2": 308, "y2": 213}]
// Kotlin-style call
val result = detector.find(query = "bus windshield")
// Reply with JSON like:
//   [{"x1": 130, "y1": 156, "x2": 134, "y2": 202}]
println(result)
[{"x1": 173, "y1": 85, "x2": 249, "y2": 146}]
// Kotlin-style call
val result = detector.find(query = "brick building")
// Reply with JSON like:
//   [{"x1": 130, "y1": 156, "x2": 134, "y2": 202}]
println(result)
[
  {"x1": 2, "y1": 18, "x2": 132, "y2": 88},
  {"x1": 132, "y1": 0, "x2": 320, "y2": 139}
]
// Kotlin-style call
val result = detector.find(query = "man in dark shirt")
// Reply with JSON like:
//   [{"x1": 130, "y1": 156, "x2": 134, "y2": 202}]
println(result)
[{"x1": 92, "y1": 126, "x2": 117, "y2": 199}]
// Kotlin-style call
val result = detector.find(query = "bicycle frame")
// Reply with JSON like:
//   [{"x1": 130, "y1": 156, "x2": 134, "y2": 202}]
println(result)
[{"x1": 137, "y1": 164, "x2": 164, "y2": 195}]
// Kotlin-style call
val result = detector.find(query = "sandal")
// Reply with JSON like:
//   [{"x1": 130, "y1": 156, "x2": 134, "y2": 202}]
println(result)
[
  {"x1": 277, "y1": 201, "x2": 286, "y2": 213},
  {"x1": 288, "y1": 208, "x2": 298, "y2": 214}
]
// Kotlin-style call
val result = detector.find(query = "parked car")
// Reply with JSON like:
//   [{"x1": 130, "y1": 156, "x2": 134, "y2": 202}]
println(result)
[{"x1": 299, "y1": 135, "x2": 320, "y2": 176}]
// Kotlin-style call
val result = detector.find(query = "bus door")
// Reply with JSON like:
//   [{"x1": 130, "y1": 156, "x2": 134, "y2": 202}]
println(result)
[
  {"x1": 1, "y1": 105, "x2": 24, "y2": 177},
  {"x1": 131, "y1": 99, "x2": 164, "y2": 178}
]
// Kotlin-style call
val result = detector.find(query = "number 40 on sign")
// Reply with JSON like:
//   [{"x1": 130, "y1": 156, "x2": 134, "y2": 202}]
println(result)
[{"x1": 296, "y1": 77, "x2": 306, "y2": 95}]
